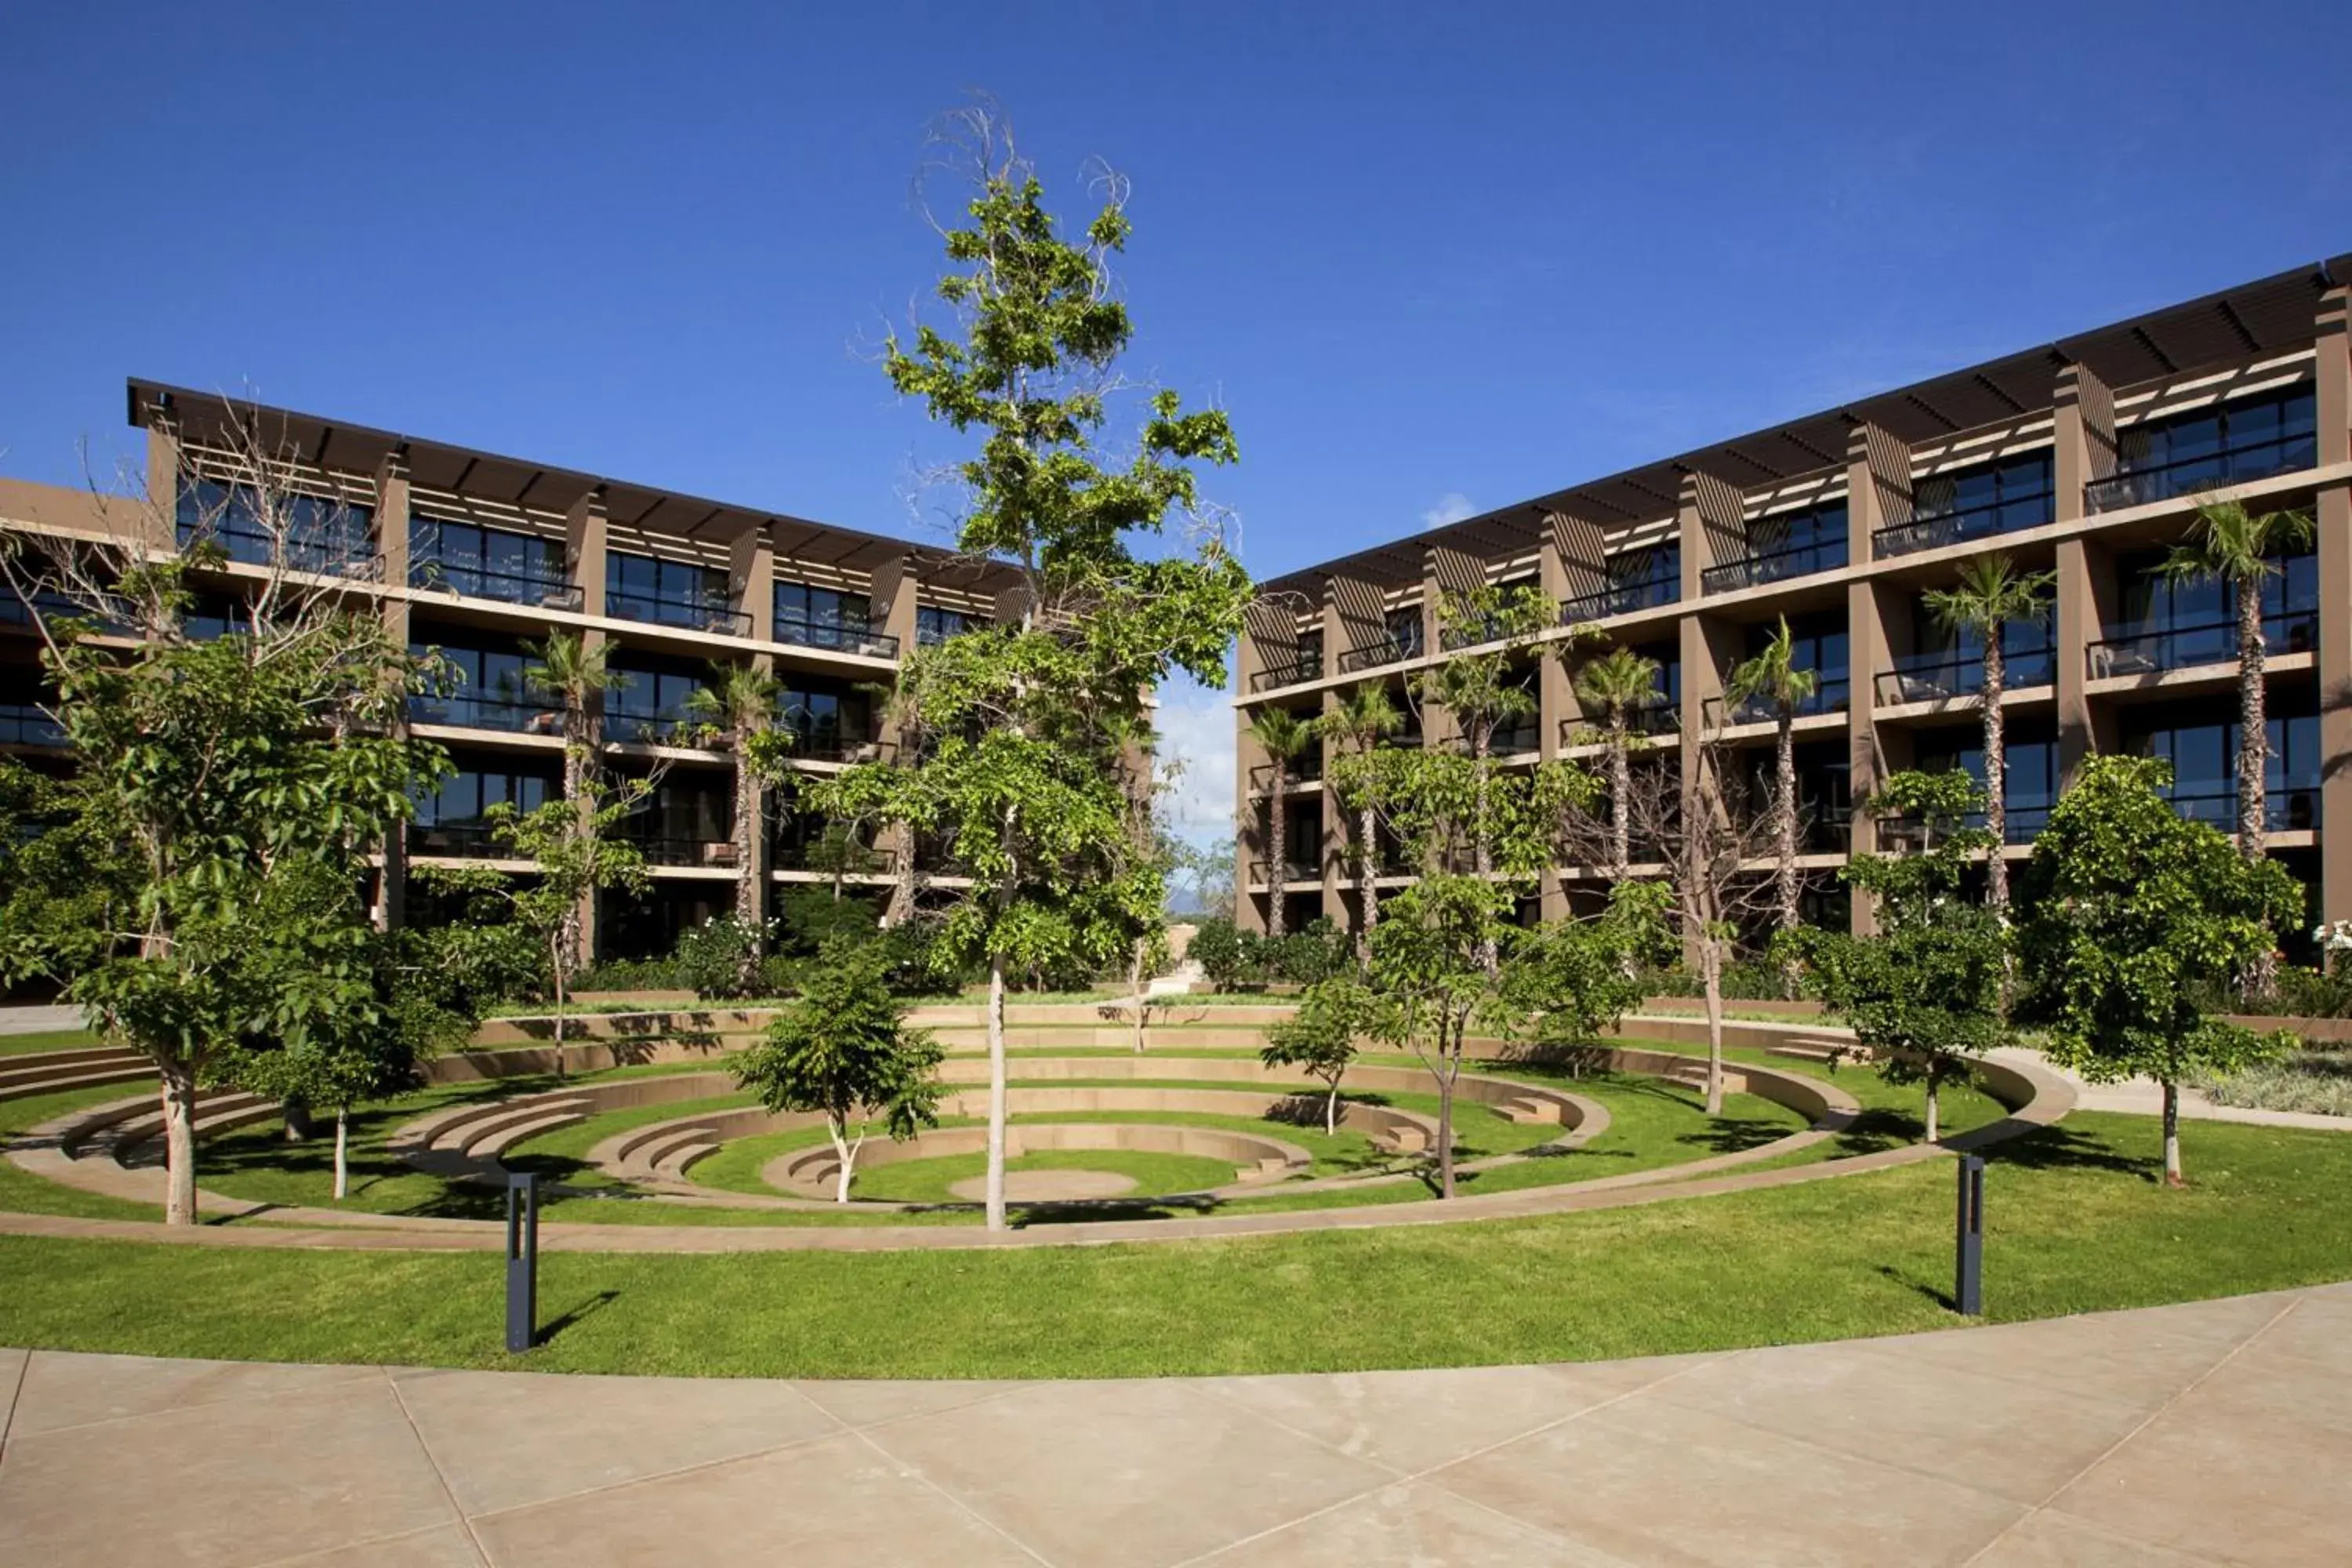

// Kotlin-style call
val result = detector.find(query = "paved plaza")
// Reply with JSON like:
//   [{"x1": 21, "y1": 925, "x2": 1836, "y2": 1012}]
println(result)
[{"x1": 3, "y1": 1285, "x2": 2347, "y2": 1566}]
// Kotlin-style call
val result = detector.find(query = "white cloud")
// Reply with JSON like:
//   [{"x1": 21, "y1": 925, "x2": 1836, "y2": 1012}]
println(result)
[
  {"x1": 1152, "y1": 671, "x2": 1237, "y2": 850},
  {"x1": 1421, "y1": 492, "x2": 1476, "y2": 529}
]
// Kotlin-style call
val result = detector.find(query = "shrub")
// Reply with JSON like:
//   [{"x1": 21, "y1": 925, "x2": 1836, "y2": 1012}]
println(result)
[
  {"x1": 1190, "y1": 917, "x2": 1250, "y2": 991},
  {"x1": 571, "y1": 956, "x2": 685, "y2": 993},
  {"x1": 673, "y1": 914, "x2": 778, "y2": 1000}
]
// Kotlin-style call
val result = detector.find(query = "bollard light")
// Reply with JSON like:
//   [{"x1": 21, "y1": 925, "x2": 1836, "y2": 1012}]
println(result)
[
  {"x1": 506, "y1": 1171, "x2": 540, "y2": 1352},
  {"x1": 1954, "y1": 1153, "x2": 1984, "y2": 1316}
]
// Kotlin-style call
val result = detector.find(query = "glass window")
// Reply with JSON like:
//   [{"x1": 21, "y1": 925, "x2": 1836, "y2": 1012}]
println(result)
[
  {"x1": 410, "y1": 515, "x2": 565, "y2": 603},
  {"x1": 915, "y1": 604, "x2": 981, "y2": 647},
  {"x1": 777, "y1": 582, "x2": 877, "y2": 649},
  {"x1": 1385, "y1": 605, "x2": 1425, "y2": 659},
  {"x1": 608, "y1": 657, "x2": 710, "y2": 742},
  {"x1": 176, "y1": 478, "x2": 374, "y2": 572}
]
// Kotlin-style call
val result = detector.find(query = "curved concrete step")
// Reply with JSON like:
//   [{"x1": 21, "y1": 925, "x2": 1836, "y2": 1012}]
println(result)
[
  {"x1": 650, "y1": 1140, "x2": 719, "y2": 1179},
  {"x1": 0, "y1": 1063, "x2": 157, "y2": 1104},
  {"x1": 458, "y1": 1105, "x2": 589, "y2": 1159},
  {"x1": 114, "y1": 1094, "x2": 279, "y2": 1165},
  {"x1": 623, "y1": 1124, "x2": 723, "y2": 1181},
  {"x1": 0, "y1": 1048, "x2": 145, "y2": 1079},
  {"x1": 401, "y1": 1097, "x2": 546, "y2": 1153}
]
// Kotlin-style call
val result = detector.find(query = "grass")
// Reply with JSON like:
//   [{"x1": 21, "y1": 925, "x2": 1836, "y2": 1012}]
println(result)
[
  {"x1": 0, "y1": 1082, "x2": 165, "y2": 1221},
  {"x1": 849, "y1": 1148, "x2": 1246, "y2": 1205},
  {"x1": 1, "y1": 1111, "x2": 2347, "y2": 1378},
  {"x1": 0, "y1": 1028, "x2": 106, "y2": 1057}
]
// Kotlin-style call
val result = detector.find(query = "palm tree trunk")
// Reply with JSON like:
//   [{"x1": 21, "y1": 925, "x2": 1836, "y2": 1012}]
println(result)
[
  {"x1": 1355, "y1": 806, "x2": 1378, "y2": 965},
  {"x1": 1608, "y1": 713, "x2": 1631, "y2": 880},
  {"x1": 735, "y1": 757, "x2": 764, "y2": 990},
  {"x1": 1982, "y1": 638, "x2": 2009, "y2": 910},
  {"x1": 1775, "y1": 712, "x2": 1798, "y2": 933},
  {"x1": 1264, "y1": 762, "x2": 1287, "y2": 942},
  {"x1": 2238, "y1": 574, "x2": 2275, "y2": 1003}
]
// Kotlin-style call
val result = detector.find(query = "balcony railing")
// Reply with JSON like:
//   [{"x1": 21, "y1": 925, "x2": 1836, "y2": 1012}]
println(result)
[
  {"x1": 408, "y1": 557, "x2": 579, "y2": 610},
  {"x1": 1700, "y1": 539, "x2": 1846, "y2": 595},
  {"x1": 0, "y1": 704, "x2": 65, "y2": 746},
  {"x1": 622, "y1": 833, "x2": 741, "y2": 869},
  {"x1": 1338, "y1": 633, "x2": 1421, "y2": 674},
  {"x1": 1248, "y1": 858, "x2": 1320, "y2": 887},
  {"x1": 1249, "y1": 654, "x2": 1325, "y2": 693},
  {"x1": 2165, "y1": 786, "x2": 2319, "y2": 835},
  {"x1": 407, "y1": 692, "x2": 564, "y2": 735},
  {"x1": 774, "y1": 835, "x2": 887, "y2": 873},
  {"x1": 1871, "y1": 492, "x2": 2054, "y2": 558},
  {"x1": 1440, "y1": 722, "x2": 1541, "y2": 757},
  {"x1": 1559, "y1": 578, "x2": 1678, "y2": 624},
  {"x1": 1560, "y1": 702, "x2": 1678, "y2": 745},
  {"x1": 193, "y1": 522, "x2": 381, "y2": 580},
  {"x1": 608, "y1": 590, "x2": 752, "y2": 637},
  {"x1": 775, "y1": 618, "x2": 900, "y2": 659},
  {"x1": 407, "y1": 821, "x2": 515, "y2": 859},
  {"x1": 1247, "y1": 756, "x2": 1322, "y2": 793},
  {"x1": 784, "y1": 731, "x2": 894, "y2": 765},
  {"x1": 605, "y1": 713, "x2": 706, "y2": 747},
  {"x1": 1874, "y1": 804, "x2": 2050, "y2": 851},
  {"x1": 2085, "y1": 431, "x2": 2319, "y2": 514},
  {"x1": 1873, "y1": 646, "x2": 2056, "y2": 706},
  {"x1": 1703, "y1": 677, "x2": 1851, "y2": 728},
  {"x1": 2086, "y1": 611, "x2": 2316, "y2": 680}
]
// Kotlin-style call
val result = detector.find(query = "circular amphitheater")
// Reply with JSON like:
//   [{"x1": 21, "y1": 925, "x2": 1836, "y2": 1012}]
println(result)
[{"x1": 0, "y1": 999, "x2": 2075, "y2": 1252}]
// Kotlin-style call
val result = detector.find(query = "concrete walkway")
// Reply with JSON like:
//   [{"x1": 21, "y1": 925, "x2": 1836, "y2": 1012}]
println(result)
[
  {"x1": 2, "y1": 1287, "x2": 2347, "y2": 1566},
  {"x1": 0, "y1": 1004, "x2": 78, "y2": 1036},
  {"x1": 1991, "y1": 1045, "x2": 2352, "y2": 1132}
]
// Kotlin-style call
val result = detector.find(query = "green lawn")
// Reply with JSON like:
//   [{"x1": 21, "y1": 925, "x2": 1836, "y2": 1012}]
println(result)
[
  {"x1": 849, "y1": 1148, "x2": 1247, "y2": 1205},
  {"x1": 2, "y1": 1112, "x2": 2346, "y2": 1378},
  {"x1": 0, "y1": 1028, "x2": 107, "y2": 1057},
  {"x1": 0, "y1": 1082, "x2": 165, "y2": 1221}
]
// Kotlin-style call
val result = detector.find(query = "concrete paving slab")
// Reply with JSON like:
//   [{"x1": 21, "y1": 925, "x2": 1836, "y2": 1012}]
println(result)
[
  {"x1": 789, "y1": 1376, "x2": 1026, "y2": 1430},
  {"x1": 862, "y1": 1377, "x2": 1394, "y2": 1567},
  {"x1": 466, "y1": 1431, "x2": 1042, "y2": 1568},
  {"x1": 0, "y1": 1378, "x2": 459, "y2": 1568},
  {"x1": 6, "y1": 1349, "x2": 383, "y2": 1437},
  {"x1": 389, "y1": 1366, "x2": 843, "y2": 1517},
  {"x1": 0, "y1": 1347, "x2": 24, "y2": 1449},
  {"x1": 258, "y1": 1521, "x2": 490, "y2": 1567},
  {"x1": 1193, "y1": 1479, "x2": 1636, "y2": 1566},
  {"x1": 1436, "y1": 1395, "x2": 2027, "y2": 1566},
  {"x1": 1965, "y1": 1508, "x2": 2227, "y2": 1566}
]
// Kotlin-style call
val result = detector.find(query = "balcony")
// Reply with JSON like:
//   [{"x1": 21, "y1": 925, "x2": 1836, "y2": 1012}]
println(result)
[
  {"x1": 622, "y1": 833, "x2": 741, "y2": 869},
  {"x1": 1703, "y1": 677, "x2": 1851, "y2": 728},
  {"x1": 0, "y1": 704, "x2": 65, "y2": 746},
  {"x1": 1249, "y1": 653, "x2": 1325, "y2": 693},
  {"x1": 408, "y1": 557, "x2": 580, "y2": 611},
  {"x1": 1441, "y1": 720, "x2": 1541, "y2": 756},
  {"x1": 2163, "y1": 786, "x2": 2319, "y2": 835},
  {"x1": 1872, "y1": 492, "x2": 2054, "y2": 559},
  {"x1": 1700, "y1": 539, "x2": 1846, "y2": 595},
  {"x1": 784, "y1": 731, "x2": 894, "y2": 765},
  {"x1": 1873, "y1": 645, "x2": 2056, "y2": 707},
  {"x1": 407, "y1": 821, "x2": 515, "y2": 859},
  {"x1": 775, "y1": 617, "x2": 900, "y2": 659},
  {"x1": 608, "y1": 590, "x2": 752, "y2": 638},
  {"x1": 407, "y1": 691, "x2": 564, "y2": 736},
  {"x1": 1559, "y1": 703, "x2": 1678, "y2": 747},
  {"x1": 1875, "y1": 803, "x2": 2050, "y2": 852},
  {"x1": 1338, "y1": 633, "x2": 1421, "y2": 674},
  {"x1": 2085, "y1": 430, "x2": 2318, "y2": 514},
  {"x1": 2086, "y1": 611, "x2": 2316, "y2": 680},
  {"x1": 774, "y1": 833, "x2": 886, "y2": 873},
  {"x1": 1247, "y1": 755, "x2": 1320, "y2": 792},
  {"x1": 1247, "y1": 858, "x2": 1320, "y2": 886},
  {"x1": 605, "y1": 712, "x2": 707, "y2": 746},
  {"x1": 1559, "y1": 578, "x2": 1678, "y2": 624}
]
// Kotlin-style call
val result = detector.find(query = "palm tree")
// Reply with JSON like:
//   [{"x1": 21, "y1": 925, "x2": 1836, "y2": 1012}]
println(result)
[
  {"x1": 2156, "y1": 498, "x2": 2314, "y2": 999},
  {"x1": 1245, "y1": 705, "x2": 1319, "y2": 940},
  {"x1": 1724, "y1": 617, "x2": 1817, "y2": 954},
  {"x1": 684, "y1": 660, "x2": 784, "y2": 971},
  {"x1": 523, "y1": 631, "x2": 622, "y2": 971},
  {"x1": 1319, "y1": 681, "x2": 1402, "y2": 962},
  {"x1": 1922, "y1": 554, "x2": 2054, "y2": 912},
  {"x1": 1573, "y1": 646, "x2": 1664, "y2": 880}
]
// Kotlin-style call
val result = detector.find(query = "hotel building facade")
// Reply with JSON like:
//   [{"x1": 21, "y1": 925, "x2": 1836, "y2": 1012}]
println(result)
[
  {"x1": 0, "y1": 382, "x2": 1016, "y2": 959},
  {"x1": 1235, "y1": 256, "x2": 2352, "y2": 943}
]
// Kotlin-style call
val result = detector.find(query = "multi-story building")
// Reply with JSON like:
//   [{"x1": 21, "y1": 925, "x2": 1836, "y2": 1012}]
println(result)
[
  {"x1": 0, "y1": 380, "x2": 1018, "y2": 958},
  {"x1": 1236, "y1": 256, "x2": 2352, "y2": 945}
]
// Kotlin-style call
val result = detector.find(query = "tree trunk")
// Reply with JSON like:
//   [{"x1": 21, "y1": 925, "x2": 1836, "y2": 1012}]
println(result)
[
  {"x1": 1472, "y1": 735, "x2": 1497, "y2": 977},
  {"x1": 1129, "y1": 938, "x2": 1149, "y2": 1053},
  {"x1": 1608, "y1": 714, "x2": 1631, "y2": 880},
  {"x1": 332, "y1": 1107, "x2": 349, "y2": 1201},
  {"x1": 1923, "y1": 1068, "x2": 1940, "y2": 1145},
  {"x1": 159, "y1": 1062, "x2": 199, "y2": 1226},
  {"x1": 1356, "y1": 806, "x2": 1378, "y2": 967},
  {"x1": 2236, "y1": 573, "x2": 2276, "y2": 1003},
  {"x1": 1775, "y1": 711, "x2": 1798, "y2": 934},
  {"x1": 281, "y1": 1098, "x2": 314, "y2": 1142},
  {"x1": 2161, "y1": 1079, "x2": 2183, "y2": 1187},
  {"x1": 985, "y1": 956, "x2": 1009, "y2": 1230},
  {"x1": 735, "y1": 759, "x2": 765, "y2": 990},
  {"x1": 1982, "y1": 637, "x2": 2009, "y2": 910},
  {"x1": 1326, "y1": 1080, "x2": 1340, "y2": 1137},
  {"x1": 1701, "y1": 938, "x2": 1726, "y2": 1116},
  {"x1": 829, "y1": 1118, "x2": 856, "y2": 1203},
  {"x1": 550, "y1": 928, "x2": 571, "y2": 1084},
  {"x1": 1435, "y1": 1025, "x2": 1458, "y2": 1200},
  {"x1": 1264, "y1": 764, "x2": 1287, "y2": 942}
]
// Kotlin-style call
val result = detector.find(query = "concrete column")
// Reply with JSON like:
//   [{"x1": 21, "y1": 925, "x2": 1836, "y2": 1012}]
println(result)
[
  {"x1": 1233, "y1": 628, "x2": 1271, "y2": 935},
  {"x1": 1419, "y1": 550, "x2": 1451, "y2": 749},
  {"x1": 1320, "y1": 685, "x2": 1348, "y2": 927},
  {"x1": 731, "y1": 524, "x2": 775, "y2": 644},
  {"x1": 1844, "y1": 421, "x2": 1908, "y2": 931},
  {"x1": 375, "y1": 449, "x2": 412, "y2": 932},
  {"x1": 1538, "y1": 519, "x2": 1575, "y2": 761},
  {"x1": 869, "y1": 551, "x2": 920, "y2": 653},
  {"x1": 2314, "y1": 287, "x2": 2352, "y2": 925},
  {"x1": 562, "y1": 486, "x2": 610, "y2": 960},
  {"x1": 142, "y1": 420, "x2": 182, "y2": 551},
  {"x1": 2053, "y1": 361, "x2": 2114, "y2": 782}
]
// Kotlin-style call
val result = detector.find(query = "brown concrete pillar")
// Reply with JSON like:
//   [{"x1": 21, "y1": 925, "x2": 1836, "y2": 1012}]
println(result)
[
  {"x1": 2314, "y1": 286, "x2": 2352, "y2": 925},
  {"x1": 731, "y1": 524, "x2": 775, "y2": 644},
  {"x1": 1233, "y1": 623, "x2": 1272, "y2": 935},
  {"x1": 2053, "y1": 361, "x2": 2115, "y2": 782},
  {"x1": 1845, "y1": 421, "x2": 1910, "y2": 932},
  {"x1": 141, "y1": 420, "x2": 183, "y2": 552},
  {"x1": 562, "y1": 486, "x2": 610, "y2": 960},
  {"x1": 376, "y1": 449, "x2": 413, "y2": 932}
]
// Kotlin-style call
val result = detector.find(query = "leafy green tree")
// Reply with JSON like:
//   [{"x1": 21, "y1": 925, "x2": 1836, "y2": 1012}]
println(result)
[
  {"x1": 1243, "y1": 705, "x2": 1318, "y2": 938},
  {"x1": 1921, "y1": 554, "x2": 2053, "y2": 910},
  {"x1": 1724, "y1": 616, "x2": 1817, "y2": 953},
  {"x1": 1503, "y1": 886, "x2": 1653, "y2": 1062},
  {"x1": 1189, "y1": 916, "x2": 1250, "y2": 992},
  {"x1": 1319, "y1": 681, "x2": 1403, "y2": 959},
  {"x1": 1260, "y1": 974, "x2": 1378, "y2": 1134},
  {"x1": 1804, "y1": 773, "x2": 2006, "y2": 1142},
  {"x1": 731, "y1": 939, "x2": 946, "y2": 1201},
  {"x1": 1870, "y1": 768, "x2": 1986, "y2": 857},
  {"x1": 2016, "y1": 755, "x2": 2301, "y2": 1185},
  {"x1": 2154, "y1": 497, "x2": 2314, "y2": 997},
  {"x1": 418, "y1": 769, "x2": 654, "y2": 1080},
  {"x1": 683, "y1": 659, "x2": 786, "y2": 974},
  {"x1": 672, "y1": 913, "x2": 778, "y2": 1001},
  {"x1": 812, "y1": 107, "x2": 1251, "y2": 1229},
  {"x1": 1570, "y1": 644, "x2": 1664, "y2": 880}
]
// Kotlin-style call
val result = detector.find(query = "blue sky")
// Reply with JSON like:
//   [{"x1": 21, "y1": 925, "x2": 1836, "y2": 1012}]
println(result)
[{"x1": 5, "y1": 1, "x2": 2347, "y2": 844}]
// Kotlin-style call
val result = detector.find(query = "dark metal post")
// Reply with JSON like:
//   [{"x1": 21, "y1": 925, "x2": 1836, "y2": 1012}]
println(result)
[
  {"x1": 506, "y1": 1172, "x2": 539, "y2": 1352},
  {"x1": 1954, "y1": 1154, "x2": 1984, "y2": 1316}
]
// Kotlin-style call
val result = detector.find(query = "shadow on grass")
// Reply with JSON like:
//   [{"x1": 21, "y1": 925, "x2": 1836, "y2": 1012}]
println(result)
[
  {"x1": 1876, "y1": 1262, "x2": 1958, "y2": 1312},
  {"x1": 540, "y1": 1289, "x2": 622, "y2": 1341},
  {"x1": 1980, "y1": 1123, "x2": 2156, "y2": 1181},
  {"x1": 1830, "y1": 1108, "x2": 1928, "y2": 1158},
  {"x1": 1677, "y1": 1115, "x2": 1798, "y2": 1156}
]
